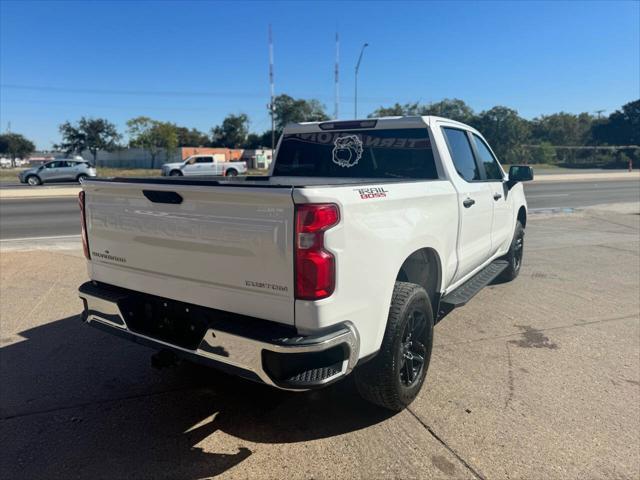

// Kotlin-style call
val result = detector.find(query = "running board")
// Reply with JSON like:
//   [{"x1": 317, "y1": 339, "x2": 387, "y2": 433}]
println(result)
[{"x1": 440, "y1": 260, "x2": 509, "y2": 311}]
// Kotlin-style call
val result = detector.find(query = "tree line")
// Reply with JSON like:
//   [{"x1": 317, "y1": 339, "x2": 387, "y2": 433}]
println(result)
[
  {"x1": 369, "y1": 98, "x2": 639, "y2": 167},
  {"x1": 1, "y1": 95, "x2": 638, "y2": 168}
]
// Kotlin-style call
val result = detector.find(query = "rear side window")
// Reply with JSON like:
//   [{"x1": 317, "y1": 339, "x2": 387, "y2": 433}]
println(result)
[
  {"x1": 273, "y1": 128, "x2": 438, "y2": 179},
  {"x1": 442, "y1": 128, "x2": 480, "y2": 182},
  {"x1": 471, "y1": 134, "x2": 503, "y2": 180}
]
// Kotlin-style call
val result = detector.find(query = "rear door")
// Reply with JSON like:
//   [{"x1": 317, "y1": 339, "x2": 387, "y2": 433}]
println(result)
[
  {"x1": 441, "y1": 127, "x2": 494, "y2": 282},
  {"x1": 196, "y1": 156, "x2": 215, "y2": 175},
  {"x1": 469, "y1": 133, "x2": 513, "y2": 254},
  {"x1": 58, "y1": 161, "x2": 76, "y2": 181},
  {"x1": 83, "y1": 181, "x2": 296, "y2": 324}
]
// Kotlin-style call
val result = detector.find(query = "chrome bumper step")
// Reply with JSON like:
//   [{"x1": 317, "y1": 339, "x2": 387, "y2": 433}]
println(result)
[{"x1": 79, "y1": 281, "x2": 360, "y2": 390}]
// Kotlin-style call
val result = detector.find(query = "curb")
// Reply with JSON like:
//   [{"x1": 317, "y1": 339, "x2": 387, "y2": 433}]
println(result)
[{"x1": 0, "y1": 187, "x2": 81, "y2": 200}]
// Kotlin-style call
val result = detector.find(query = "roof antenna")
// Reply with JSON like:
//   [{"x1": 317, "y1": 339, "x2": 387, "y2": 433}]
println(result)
[
  {"x1": 268, "y1": 24, "x2": 275, "y2": 151},
  {"x1": 334, "y1": 32, "x2": 339, "y2": 119}
]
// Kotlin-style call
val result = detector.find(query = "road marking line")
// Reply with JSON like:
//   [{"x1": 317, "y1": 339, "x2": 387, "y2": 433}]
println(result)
[
  {"x1": 0, "y1": 234, "x2": 81, "y2": 242},
  {"x1": 527, "y1": 193, "x2": 571, "y2": 198}
]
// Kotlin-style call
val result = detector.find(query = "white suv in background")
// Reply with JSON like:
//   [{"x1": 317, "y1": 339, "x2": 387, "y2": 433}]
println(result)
[{"x1": 160, "y1": 155, "x2": 248, "y2": 177}]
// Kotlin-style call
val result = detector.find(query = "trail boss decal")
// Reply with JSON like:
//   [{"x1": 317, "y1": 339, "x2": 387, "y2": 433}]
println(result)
[
  {"x1": 355, "y1": 187, "x2": 389, "y2": 199},
  {"x1": 332, "y1": 135, "x2": 363, "y2": 168}
]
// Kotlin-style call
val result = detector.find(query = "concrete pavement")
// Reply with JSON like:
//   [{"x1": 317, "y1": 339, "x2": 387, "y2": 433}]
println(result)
[{"x1": 0, "y1": 204, "x2": 638, "y2": 479}]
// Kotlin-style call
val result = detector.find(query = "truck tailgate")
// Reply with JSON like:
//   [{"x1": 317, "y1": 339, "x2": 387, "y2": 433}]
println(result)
[{"x1": 83, "y1": 181, "x2": 295, "y2": 325}]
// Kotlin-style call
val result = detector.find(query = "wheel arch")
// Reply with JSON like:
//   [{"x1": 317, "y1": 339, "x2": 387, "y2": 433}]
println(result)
[
  {"x1": 26, "y1": 174, "x2": 41, "y2": 184},
  {"x1": 517, "y1": 205, "x2": 527, "y2": 228},
  {"x1": 395, "y1": 247, "x2": 442, "y2": 316}
]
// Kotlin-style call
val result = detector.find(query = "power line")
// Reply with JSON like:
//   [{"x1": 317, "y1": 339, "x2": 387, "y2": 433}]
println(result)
[
  {"x1": 1, "y1": 83, "x2": 266, "y2": 99},
  {"x1": 268, "y1": 24, "x2": 275, "y2": 150},
  {"x1": 0, "y1": 98, "x2": 221, "y2": 112},
  {"x1": 335, "y1": 32, "x2": 340, "y2": 118},
  {"x1": 0, "y1": 83, "x2": 396, "y2": 104}
]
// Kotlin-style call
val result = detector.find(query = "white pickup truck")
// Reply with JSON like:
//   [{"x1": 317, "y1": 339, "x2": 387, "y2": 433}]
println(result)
[
  {"x1": 160, "y1": 154, "x2": 248, "y2": 177},
  {"x1": 78, "y1": 116, "x2": 533, "y2": 411}
]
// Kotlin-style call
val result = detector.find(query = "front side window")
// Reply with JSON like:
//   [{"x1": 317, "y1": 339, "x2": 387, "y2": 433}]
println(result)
[
  {"x1": 472, "y1": 134, "x2": 503, "y2": 180},
  {"x1": 273, "y1": 128, "x2": 438, "y2": 179},
  {"x1": 195, "y1": 157, "x2": 214, "y2": 164},
  {"x1": 442, "y1": 128, "x2": 480, "y2": 182}
]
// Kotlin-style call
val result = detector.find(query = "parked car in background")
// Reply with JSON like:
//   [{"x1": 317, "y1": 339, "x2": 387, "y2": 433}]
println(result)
[
  {"x1": 18, "y1": 159, "x2": 96, "y2": 185},
  {"x1": 160, "y1": 155, "x2": 248, "y2": 177}
]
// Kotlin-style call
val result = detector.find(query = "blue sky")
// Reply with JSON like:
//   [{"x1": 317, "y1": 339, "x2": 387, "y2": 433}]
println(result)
[{"x1": 1, "y1": 0, "x2": 638, "y2": 149}]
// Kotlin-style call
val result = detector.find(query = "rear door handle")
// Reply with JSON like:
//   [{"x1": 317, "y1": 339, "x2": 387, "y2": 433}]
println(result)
[
  {"x1": 463, "y1": 198, "x2": 475, "y2": 208},
  {"x1": 493, "y1": 193, "x2": 502, "y2": 200}
]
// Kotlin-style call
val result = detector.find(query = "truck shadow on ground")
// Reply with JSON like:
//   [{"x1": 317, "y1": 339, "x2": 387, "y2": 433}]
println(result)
[{"x1": 0, "y1": 315, "x2": 395, "y2": 479}]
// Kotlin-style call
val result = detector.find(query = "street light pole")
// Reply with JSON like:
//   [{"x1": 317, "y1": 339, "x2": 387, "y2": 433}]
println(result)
[{"x1": 354, "y1": 43, "x2": 368, "y2": 118}]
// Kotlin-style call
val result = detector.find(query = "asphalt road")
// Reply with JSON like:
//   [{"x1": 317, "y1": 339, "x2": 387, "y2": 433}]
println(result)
[
  {"x1": 0, "y1": 178, "x2": 638, "y2": 240},
  {"x1": 0, "y1": 197, "x2": 81, "y2": 239},
  {"x1": 526, "y1": 178, "x2": 640, "y2": 209}
]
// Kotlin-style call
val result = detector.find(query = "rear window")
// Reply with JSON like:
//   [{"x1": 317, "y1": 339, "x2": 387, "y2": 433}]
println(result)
[{"x1": 273, "y1": 128, "x2": 438, "y2": 179}]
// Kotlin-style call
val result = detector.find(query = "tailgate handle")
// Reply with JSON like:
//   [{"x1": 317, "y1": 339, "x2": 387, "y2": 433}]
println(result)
[{"x1": 143, "y1": 190, "x2": 183, "y2": 204}]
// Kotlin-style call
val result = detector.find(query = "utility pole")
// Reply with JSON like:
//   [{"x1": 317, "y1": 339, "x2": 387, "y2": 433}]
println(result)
[
  {"x1": 268, "y1": 24, "x2": 275, "y2": 151},
  {"x1": 354, "y1": 43, "x2": 368, "y2": 118},
  {"x1": 334, "y1": 32, "x2": 339, "y2": 119},
  {"x1": 594, "y1": 109, "x2": 605, "y2": 119}
]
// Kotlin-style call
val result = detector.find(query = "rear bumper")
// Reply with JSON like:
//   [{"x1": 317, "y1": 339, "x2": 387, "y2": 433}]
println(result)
[{"x1": 78, "y1": 281, "x2": 360, "y2": 390}]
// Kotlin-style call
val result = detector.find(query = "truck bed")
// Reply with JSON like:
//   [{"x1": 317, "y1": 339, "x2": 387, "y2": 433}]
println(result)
[{"x1": 87, "y1": 175, "x2": 421, "y2": 188}]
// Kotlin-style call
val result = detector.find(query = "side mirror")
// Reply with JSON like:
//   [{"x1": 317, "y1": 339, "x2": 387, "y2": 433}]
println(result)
[
  {"x1": 508, "y1": 165, "x2": 534, "y2": 184},
  {"x1": 37, "y1": 166, "x2": 44, "y2": 171}
]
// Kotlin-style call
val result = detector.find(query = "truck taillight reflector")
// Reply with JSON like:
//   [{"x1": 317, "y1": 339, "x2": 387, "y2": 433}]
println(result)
[
  {"x1": 78, "y1": 191, "x2": 90, "y2": 259},
  {"x1": 295, "y1": 204, "x2": 339, "y2": 300}
]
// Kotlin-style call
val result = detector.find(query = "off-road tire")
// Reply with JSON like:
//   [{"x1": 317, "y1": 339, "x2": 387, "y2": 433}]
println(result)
[
  {"x1": 498, "y1": 220, "x2": 524, "y2": 282},
  {"x1": 354, "y1": 281, "x2": 434, "y2": 411}
]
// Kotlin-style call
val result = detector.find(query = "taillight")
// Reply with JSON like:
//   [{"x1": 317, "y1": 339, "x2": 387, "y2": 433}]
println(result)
[
  {"x1": 295, "y1": 203, "x2": 339, "y2": 300},
  {"x1": 78, "y1": 191, "x2": 90, "y2": 259}
]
